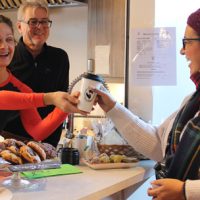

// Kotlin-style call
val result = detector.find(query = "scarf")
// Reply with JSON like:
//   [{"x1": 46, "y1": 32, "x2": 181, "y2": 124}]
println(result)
[
  {"x1": 155, "y1": 71, "x2": 200, "y2": 180},
  {"x1": 168, "y1": 72, "x2": 200, "y2": 154}
]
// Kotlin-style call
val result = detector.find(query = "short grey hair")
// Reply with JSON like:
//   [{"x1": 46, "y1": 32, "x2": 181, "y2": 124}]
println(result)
[{"x1": 17, "y1": 0, "x2": 49, "y2": 21}]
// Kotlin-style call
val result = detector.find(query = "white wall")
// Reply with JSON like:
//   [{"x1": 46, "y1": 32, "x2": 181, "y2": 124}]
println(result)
[
  {"x1": 48, "y1": 6, "x2": 88, "y2": 82},
  {"x1": 2, "y1": 5, "x2": 88, "y2": 83},
  {"x1": 152, "y1": 0, "x2": 198, "y2": 124},
  {"x1": 128, "y1": 0, "x2": 198, "y2": 125},
  {"x1": 128, "y1": 0, "x2": 155, "y2": 123}
]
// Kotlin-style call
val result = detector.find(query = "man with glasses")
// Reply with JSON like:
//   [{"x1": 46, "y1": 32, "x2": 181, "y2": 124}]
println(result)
[{"x1": 4, "y1": 0, "x2": 70, "y2": 147}]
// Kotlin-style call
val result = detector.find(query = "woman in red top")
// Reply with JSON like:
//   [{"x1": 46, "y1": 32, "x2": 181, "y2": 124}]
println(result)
[{"x1": 0, "y1": 15, "x2": 85, "y2": 141}]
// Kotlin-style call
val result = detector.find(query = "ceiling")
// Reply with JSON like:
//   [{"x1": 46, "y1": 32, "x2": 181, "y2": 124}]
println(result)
[{"x1": 0, "y1": 0, "x2": 88, "y2": 10}]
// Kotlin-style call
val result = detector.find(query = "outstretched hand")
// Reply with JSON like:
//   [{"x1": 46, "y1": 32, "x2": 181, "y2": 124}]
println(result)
[
  {"x1": 92, "y1": 86, "x2": 116, "y2": 112},
  {"x1": 44, "y1": 91, "x2": 88, "y2": 115},
  {"x1": 147, "y1": 178, "x2": 185, "y2": 200}
]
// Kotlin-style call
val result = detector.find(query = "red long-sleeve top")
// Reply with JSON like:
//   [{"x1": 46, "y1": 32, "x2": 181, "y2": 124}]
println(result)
[{"x1": 0, "y1": 72, "x2": 67, "y2": 141}]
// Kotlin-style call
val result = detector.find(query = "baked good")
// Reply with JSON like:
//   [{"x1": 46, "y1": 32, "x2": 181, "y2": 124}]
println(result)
[
  {"x1": 0, "y1": 150, "x2": 23, "y2": 165},
  {"x1": 7, "y1": 145, "x2": 20, "y2": 156},
  {"x1": 20, "y1": 145, "x2": 41, "y2": 163},
  {"x1": 0, "y1": 142, "x2": 6, "y2": 153},
  {"x1": 110, "y1": 155, "x2": 125, "y2": 163},
  {"x1": 15, "y1": 140, "x2": 25, "y2": 148},
  {"x1": 3, "y1": 139, "x2": 17, "y2": 147},
  {"x1": 99, "y1": 153, "x2": 110, "y2": 163},
  {"x1": 27, "y1": 141, "x2": 46, "y2": 160},
  {"x1": 0, "y1": 138, "x2": 57, "y2": 164},
  {"x1": 0, "y1": 150, "x2": 10, "y2": 156},
  {"x1": 37, "y1": 142, "x2": 57, "y2": 159}
]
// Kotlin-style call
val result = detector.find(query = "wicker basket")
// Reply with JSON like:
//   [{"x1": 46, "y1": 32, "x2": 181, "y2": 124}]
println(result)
[{"x1": 97, "y1": 143, "x2": 148, "y2": 159}]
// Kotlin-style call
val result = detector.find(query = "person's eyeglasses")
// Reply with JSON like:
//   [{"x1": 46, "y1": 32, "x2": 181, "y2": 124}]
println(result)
[
  {"x1": 182, "y1": 38, "x2": 200, "y2": 49},
  {"x1": 20, "y1": 19, "x2": 52, "y2": 28}
]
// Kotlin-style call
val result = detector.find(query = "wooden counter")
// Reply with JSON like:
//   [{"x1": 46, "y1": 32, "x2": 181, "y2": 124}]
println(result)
[{"x1": 12, "y1": 160, "x2": 155, "y2": 200}]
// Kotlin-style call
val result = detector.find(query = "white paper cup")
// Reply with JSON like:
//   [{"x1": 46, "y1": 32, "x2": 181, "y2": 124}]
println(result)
[{"x1": 78, "y1": 73, "x2": 103, "y2": 112}]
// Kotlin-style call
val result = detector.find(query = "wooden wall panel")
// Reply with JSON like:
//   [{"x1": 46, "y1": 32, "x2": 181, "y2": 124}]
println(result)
[{"x1": 88, "y1": 0, "x2": 126, "y2": 79}]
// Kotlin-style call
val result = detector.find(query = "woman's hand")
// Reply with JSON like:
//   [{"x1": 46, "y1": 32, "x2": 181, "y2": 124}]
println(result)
[
  {"x1": 147, "y1": 178, "x2": 185, "y2": 200},
  {"x1": 92, "y1": 86, "x2": 116, "y2": 112},
  {"x1": 43, "y1": 91, "x2": 87, "y2": 115}
]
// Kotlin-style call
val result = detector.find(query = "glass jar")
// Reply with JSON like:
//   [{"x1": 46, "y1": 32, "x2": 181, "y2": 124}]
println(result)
[{"x1": 60, "y1": 148, "x2": 80, "y2": 165}]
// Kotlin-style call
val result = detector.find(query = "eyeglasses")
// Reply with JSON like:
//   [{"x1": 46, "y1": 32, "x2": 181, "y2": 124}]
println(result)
[
  {"x1": 182, "y1": 38, "x2": 200, "y2": 49},
  {"x1": 20, "y1": 18, "x2": 52, "y2": 28}
]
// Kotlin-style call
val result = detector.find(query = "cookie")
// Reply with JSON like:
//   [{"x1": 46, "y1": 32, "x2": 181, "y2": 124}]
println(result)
[
  {"x1": 37, "y1": 142, "x2": 57, "y2": 159},
  {"x1": 20, "y1": 145, "x2": 41, "y2": 163},
  {"x1": 7, "y1": 145, "x2": 20, "y2": 156},
  {"x1": 0, "y1": 150, "x2": 23, "y2": 165},
  {"x1": 27, "y1": 141, "x2": 46, "y2": 160}
]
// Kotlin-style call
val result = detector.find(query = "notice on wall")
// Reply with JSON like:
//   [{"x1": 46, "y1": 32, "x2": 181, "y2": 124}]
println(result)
[
  {"x1": 130, "y1": 27, "x2": 176, "y2": 86},
  {"x1": 95, "y1": 45, "x2": 110, "y2": 75}
]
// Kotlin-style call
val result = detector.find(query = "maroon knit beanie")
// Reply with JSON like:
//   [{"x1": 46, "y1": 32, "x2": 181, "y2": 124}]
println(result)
[{"x1": 187, "y1": 8, "x2": 200, "y2": 36}]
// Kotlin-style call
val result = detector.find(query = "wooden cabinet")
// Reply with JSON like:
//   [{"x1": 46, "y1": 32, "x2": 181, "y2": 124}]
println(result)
[{"x1": 87, "y1": 0, "x2": 127, "y2": 82}]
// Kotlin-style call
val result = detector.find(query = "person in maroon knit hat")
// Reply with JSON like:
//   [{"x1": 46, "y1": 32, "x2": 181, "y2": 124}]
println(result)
[
  {"x1": 187, "y1": 9, "x2": 200, "y2": 35},
  {"x1": 93, "y1": 8, "x2": 200, "y2": 200}
]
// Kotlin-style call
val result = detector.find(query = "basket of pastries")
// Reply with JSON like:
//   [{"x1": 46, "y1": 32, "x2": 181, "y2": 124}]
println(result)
[
  {"x1": 92, "y1": 118, "x2": 148, "y2": 160},
  {"x1": 97, "y1": 143, "x2": 149, "y2": 160},
  {"x1": 97, "y1": 143, "x2": 137, "y2": 156}
]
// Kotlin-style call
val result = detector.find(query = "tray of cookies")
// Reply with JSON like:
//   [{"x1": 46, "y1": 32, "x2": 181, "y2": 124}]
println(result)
[{"x1": 0, "y1": 138, "x2": 60, "y2": 171}]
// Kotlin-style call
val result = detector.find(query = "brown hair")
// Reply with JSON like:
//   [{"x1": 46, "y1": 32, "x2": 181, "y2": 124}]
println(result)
[{"x1": 0, "y1": 15, "x2": 14, "y2": 34}]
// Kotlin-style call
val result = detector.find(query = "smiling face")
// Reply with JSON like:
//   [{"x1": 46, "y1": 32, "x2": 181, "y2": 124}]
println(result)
[
  {"x1": 0, "y1": 22, "x2": 15, "y2": 69},
  {"x1": 17, "y1": 7, "x2": 50, "y2": 54},
  {"x1": 180, "y1": 25, "x2": 200, "y2": 75}
]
